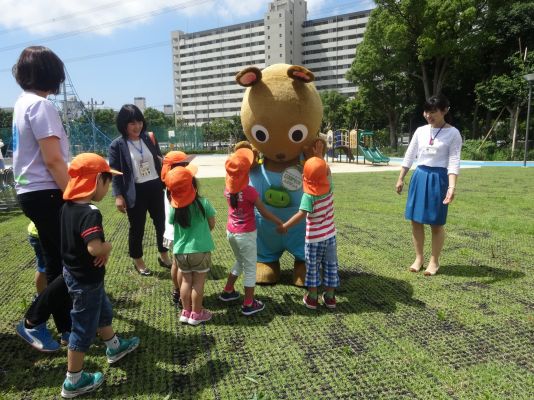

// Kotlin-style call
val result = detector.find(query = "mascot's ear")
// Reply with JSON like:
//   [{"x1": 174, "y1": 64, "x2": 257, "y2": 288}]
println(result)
[
  {"x1": 287, "y1": 65, "x2": 315, "y2": 83},
  {"x1": 236, "y1": 67, "x2": 262, "y2": 87}
]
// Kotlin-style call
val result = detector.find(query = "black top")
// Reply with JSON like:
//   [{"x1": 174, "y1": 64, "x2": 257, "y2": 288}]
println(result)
[{"x1": 60, "y1": 202, "x2": 106, "y2": 283}]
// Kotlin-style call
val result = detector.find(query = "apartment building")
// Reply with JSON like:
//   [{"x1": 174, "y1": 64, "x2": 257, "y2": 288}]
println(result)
[{"x1": 171, "y1": 0, "x2": 370, "y2": 125}]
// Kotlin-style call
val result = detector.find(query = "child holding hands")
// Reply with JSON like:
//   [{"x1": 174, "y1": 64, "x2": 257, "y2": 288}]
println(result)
[
  {"x1": 60, "y1": 153, "x2": 139, "y2": 398},
  {"x1": 278, "y1": 157, "x2": 339, "y2": 309},
  {"x1": 164, "y1": 165, "x2": 216, "y2": 325},
  {"x1": 219, "y1": 148, "x2": 285, "y2": 315}
]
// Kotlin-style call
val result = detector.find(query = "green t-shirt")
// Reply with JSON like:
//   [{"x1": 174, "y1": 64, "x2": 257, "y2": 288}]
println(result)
[{"x1": 169, "y1": 197, "x2": 216, "y2": 254}]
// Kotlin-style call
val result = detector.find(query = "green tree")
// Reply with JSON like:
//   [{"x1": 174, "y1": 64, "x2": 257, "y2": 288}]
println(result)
[
  {"x1": 375, "y1": 0, "x2": 483, "y2": 98},
  {"x1": 346, "y1": 6, "x2": 414, "y2": 147},
  {"x1": 143, "y1": 107, "x2": 173, "y2": 128},
  {"x1": 475, "y1": 51, "x2": 534, "y2": 154},
  {"x1": 0, "y1": 108, "x2": 13, "y2": 128},
  {"x1": 93, "y1": 109, "x2": 116, "y2": 127},
  {"x1": 320, "y1": 91, "x2": 348, "y2": 131}
]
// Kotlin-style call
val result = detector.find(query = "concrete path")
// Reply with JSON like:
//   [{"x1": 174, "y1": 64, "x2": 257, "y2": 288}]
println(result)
[{"x1": 191, "y1": 154, "x2": 400, "y2": 178}]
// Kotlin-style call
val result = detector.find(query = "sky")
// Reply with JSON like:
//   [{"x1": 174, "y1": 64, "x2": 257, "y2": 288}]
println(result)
[{"x1": 0, "y1": 0, "x2": 375, "y2": 111}]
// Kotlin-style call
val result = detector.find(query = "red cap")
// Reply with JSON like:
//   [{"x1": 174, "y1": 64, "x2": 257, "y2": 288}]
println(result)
[
  {"x1": 302, "y1": 157, "x2": 330, "y2": 196},
  {"x1": 161, "y1": 151, "x2": 195, "y2": 180},
  {"x1": 164, "y1": 164, "x2": 199, "y2": 208},
  {"x1": 63, "y1": 153, "x2": 122, "y2": 200},
  {"x1": 225, "y1": 148, "x2": 254, "y2": 193}
]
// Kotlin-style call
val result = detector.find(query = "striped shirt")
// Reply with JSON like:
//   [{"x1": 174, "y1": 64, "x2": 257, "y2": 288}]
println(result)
[{"x1": 299, "y1": 191, "x2": 336, "y2": 243}]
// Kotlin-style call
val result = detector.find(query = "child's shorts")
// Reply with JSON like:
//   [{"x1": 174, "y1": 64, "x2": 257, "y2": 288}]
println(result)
[{"x1": 175, "y1": 252, "x2": 211, "y2": 273}]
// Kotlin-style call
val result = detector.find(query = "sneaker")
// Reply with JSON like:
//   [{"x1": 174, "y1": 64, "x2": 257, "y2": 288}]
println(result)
[
  {"x1": 16, "y1": 320, "x2": 60, "y2": 352},
  {"x1": 106, "y1": 336, "x2": 140, "y2": 364},
  {"x1": 179, "y1": 309, "x2": 191, "y2": 323},
  {"x1": 188, "y1": 309, "x2": 212, "y2": 326},
  {"x1": 303, "y1": 294, "x2": 318, "y2": 310},
  {"x1": 219, "y1": 290, "x2": 240, "y2": 302},
  {"x1": 172, "y1": 290, "x2": 182, "y2": 307},
  {"x1": 321, "y1": 292, "x2": 337, "y2": 309},
  {"x1": 61, "y1": 371, "x2": 104, "y2": 398},
  {"x1": 60, "y1": 332, "x2": 70, "y2": 346},
  {"x1": 241, "y1": 299, "x2": 265, "y2": 316}
]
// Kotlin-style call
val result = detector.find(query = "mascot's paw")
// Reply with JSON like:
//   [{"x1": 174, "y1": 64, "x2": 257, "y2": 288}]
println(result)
[
  {"x1": 303, "y1": 137, "x2": 327, "y2": 160},
  {"x1": 293, "y1": 260, "x2": 306, "y2": 287},
  {"x1": 256, "y1": 261, "x2": 281, "y2": 284}
]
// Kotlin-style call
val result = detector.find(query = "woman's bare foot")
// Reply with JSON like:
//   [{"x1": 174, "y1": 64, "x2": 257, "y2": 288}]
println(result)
[
  {"x1": 409, "y1": 259, "x2": 424, "y2": 273},
  {"x1": 424, "y1": 263, "x2": 440, "y2": 276}
]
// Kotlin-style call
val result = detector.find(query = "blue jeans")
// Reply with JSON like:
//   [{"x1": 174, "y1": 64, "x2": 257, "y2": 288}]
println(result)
[
  {"x1": 63, "y1": 267, "x2": 113, "y2": 353},
  {"x1": 28, "y1": 235, "x2": 46, "y2": 273}
]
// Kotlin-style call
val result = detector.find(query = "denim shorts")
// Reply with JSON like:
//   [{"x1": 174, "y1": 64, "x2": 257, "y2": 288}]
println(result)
[
  {"x1": 63, "y1": 267, "x2": 113, "y2": 353},
  {"x1": 175, "y1": 252, "x2": 212, "y2": 273},
  {"x1": 28, "y1": 235, "x2": 46, "y2": 273}
]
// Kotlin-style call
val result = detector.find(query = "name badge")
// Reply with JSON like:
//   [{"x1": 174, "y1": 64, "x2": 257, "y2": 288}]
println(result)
[
  {"x1": 139, "y1": 161, "x2": 151, "y2": 177},
  {"x1": 281, "y1": 166, "x2": 302, "y2": 191},
  {"x1": 424, "y1": 146, "x2": 437, "y2": 155}
]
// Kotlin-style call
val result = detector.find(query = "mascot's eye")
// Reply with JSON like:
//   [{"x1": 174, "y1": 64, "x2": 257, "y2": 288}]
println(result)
[
  {"x1": 251, "y1": 125, "x2": 270, "y2": 143},
  {"x1": 288, "y1": 124, "x2": 308, "y2": 143}
]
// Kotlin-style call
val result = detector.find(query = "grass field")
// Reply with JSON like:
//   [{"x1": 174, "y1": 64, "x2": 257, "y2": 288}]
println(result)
[{"x1": 1, "y1": 167, "x2": 533, "y2": 399}]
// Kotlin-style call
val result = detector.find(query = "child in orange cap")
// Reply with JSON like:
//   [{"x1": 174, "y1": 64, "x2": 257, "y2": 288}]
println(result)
[
  {"x1": 278, "y1": 157, "x2": 339, "y2": 310},
  {"x1": 165, "y1": 165, "x2": 216, "y2": 325},
  {"x1": 60, "y1": 153, "x2": 140, "y2": 398},
  {"x1": 161, "y1": 151, "x2": 195, "y2": 306},
  {"x1": 219, "y1": 148, "x2": 285, "y2": 315}
]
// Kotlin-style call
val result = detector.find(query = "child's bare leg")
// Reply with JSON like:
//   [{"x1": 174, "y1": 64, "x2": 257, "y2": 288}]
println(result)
[
  {"x1": 67, "y1": 349, "x2": 85, "y2": 372},
  {"x1": 35, "y1": 271, "x2": 47, "y2": 294},
  {"x1": 224, "y1": 273, "x2": 239, "y2": 292},
  {"x1": 244, "y1": 286, "x2": 255, "y2": 305},
  {"x1": 180, "y1": 272, "x2": 193, "y2": 311},
  {"x1": 191, "y1": 272, "x2": 207, "y2": 313}
]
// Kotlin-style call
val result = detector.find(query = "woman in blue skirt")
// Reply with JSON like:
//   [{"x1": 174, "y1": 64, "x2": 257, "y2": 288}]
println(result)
[{"x1": 396, "y1": 94, "x2": 463, "y2": 276}]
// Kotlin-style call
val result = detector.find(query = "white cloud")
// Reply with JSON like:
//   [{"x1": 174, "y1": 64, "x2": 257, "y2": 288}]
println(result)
[{"x1": 0, "y1": 0, "x2": 271, "y2": 36}]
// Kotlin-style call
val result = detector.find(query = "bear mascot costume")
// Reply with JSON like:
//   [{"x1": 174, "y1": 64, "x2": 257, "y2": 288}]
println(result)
[{"x1": 234, "y1": 63, "x2": 325, "y2": 286}]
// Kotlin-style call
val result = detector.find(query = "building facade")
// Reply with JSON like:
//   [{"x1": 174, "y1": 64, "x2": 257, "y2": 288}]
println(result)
[{"x1": 171, "y1": 0, "x2": 370, "y2": 125}]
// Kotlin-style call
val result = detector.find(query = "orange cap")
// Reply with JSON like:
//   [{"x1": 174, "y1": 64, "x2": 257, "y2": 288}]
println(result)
[
  {"x1": 225, "y1": 148, "x2": 254, "y2": 193},
  {"x1": 161, "y1": 151, "x2": 195, "y2": 180},
  {"x1": 164, "y1": 164, "x2": 199, "y2": 208},
  {"x1": 63, "y1": 153, "x2": 122, "y2": 200},
  {"x1": 302, "y1": 157, "x2": 330, "y2": 196}
]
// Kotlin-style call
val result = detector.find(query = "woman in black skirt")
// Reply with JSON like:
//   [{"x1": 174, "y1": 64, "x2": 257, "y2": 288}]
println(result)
[{"x1": 396, "y1": 94, "x2": 462, "y2": 276}]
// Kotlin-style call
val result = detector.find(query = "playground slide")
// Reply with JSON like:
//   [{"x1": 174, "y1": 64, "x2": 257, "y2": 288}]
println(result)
[
  {"x1": 334, "y1": 145, "x2": 355, "y2": 161},
  {"x1": 369, "y1": 147, "x2": 390, "y2": 164},
  {"x1": 359, "y1": 146, "x2": 387, "y2": 164}
]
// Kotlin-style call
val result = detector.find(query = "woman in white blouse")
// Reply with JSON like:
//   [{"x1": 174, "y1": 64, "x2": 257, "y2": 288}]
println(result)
[{"x1": 395, "y1": 94, "x2": 462, "y2": 276}]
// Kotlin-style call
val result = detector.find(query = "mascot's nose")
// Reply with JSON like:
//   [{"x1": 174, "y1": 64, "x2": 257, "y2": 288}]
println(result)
[{"x1": 275, "y1": 153, "x2": 286, "y2": 160}]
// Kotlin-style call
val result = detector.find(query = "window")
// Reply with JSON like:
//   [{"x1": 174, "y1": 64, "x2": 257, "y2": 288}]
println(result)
[{"x1": 279, "y1": 44, "x2": 282, "y2": 47}]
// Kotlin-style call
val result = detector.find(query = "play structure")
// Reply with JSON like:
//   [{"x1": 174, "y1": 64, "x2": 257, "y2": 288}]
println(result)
[{"x1": 325, "y1": 129, "x2": 390, "y2": 165}]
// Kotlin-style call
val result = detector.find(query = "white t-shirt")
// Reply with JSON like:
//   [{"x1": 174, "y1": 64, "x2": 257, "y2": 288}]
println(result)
[
  {"x1": 12, "y1": 91, "x2": 69, "y2": 193},
  {"x1": 127, "y1": 139, "x2": 158, "y2": 183},
  {"x1": 401, "y1": 125, "x2": 462, "y2": 175}
]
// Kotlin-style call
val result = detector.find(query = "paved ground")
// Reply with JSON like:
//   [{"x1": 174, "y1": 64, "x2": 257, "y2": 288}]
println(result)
[{"x1": 191, "y1": 154, "x2": 401, "y2": 178}]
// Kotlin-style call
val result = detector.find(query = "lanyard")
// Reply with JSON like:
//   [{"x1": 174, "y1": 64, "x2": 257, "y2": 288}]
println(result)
[
  {"x1": 128, "y1": 139, "x2": 144, "y2": 161},
  {"x1": 429, "y1": 122, "x2": 446, "y2": 145}
]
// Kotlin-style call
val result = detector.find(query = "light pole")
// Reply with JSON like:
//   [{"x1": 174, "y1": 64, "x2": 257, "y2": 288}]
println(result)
[
  {"x1": 86, "y1": 98, "x2": 104, "y2": 152},
  {"x1": 524, "y1": 73, "x2": 534, "y2": 167}
]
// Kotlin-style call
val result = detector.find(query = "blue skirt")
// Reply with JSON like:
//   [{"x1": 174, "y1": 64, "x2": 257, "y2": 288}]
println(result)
[{"x1": 405, "y1": 165, "x2": 448, "y2": 225}]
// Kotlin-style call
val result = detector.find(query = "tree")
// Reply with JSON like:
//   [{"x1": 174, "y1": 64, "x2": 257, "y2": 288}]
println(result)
[
  {"x1": 0, "y1": 108, "x2": 13, "y2": 128},
  {"x1": 320, "y1": 91, "x2": 348, "y2": 131},
  {"x1": 375, "y1": 0, "x2": 484, "y2": 98},
  {"x1": 143, "y1": 107, "x2": 174, "y2": 128},
  {"x1": 203, "y1": 118, "x2": 234, "y2": 147},
  {"x1": 93, "y1": 109, "x2": 116, "y2": 127},
  {"x1": 475, "y1": 51, "x2": 533, "y2": 154},
  {"x1": 346, "y1": 6, "x2": 414, "y2": 148}
]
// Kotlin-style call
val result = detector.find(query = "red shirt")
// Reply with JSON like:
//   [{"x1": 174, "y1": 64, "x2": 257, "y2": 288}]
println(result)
[{"x1": 225, "y1": 185, "x2": 259, "y2": 233}]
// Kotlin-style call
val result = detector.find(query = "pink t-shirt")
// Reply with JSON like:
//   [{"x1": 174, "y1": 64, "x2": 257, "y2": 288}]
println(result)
[{"x1": 225, "y1": 185, "x2": 259, "y2": 233}]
